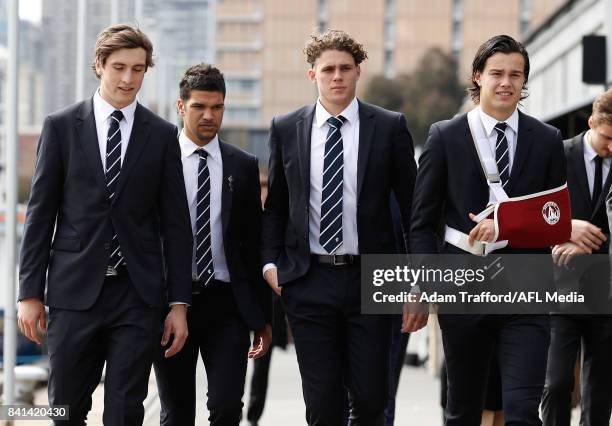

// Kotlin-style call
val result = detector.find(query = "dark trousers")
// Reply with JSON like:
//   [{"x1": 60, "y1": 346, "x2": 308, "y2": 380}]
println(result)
[
  {"x1": 439, "y1": 314, "x2": 550, "y2": 426},
  {"x1": 153, "y1": 282, "x2": 251, "y2": 426},
  {"x1": 541, "y1": 315, "x2": 612, "y2": 426},
  {"x1": 47, "y1": 273, "x2": 160, "y2": 426},
  {"x1": 282, "y1": 262, "x2": 390, "y2": 426},
  {"x1": 246, "y1": 346, "x2": 273, "y2": 423},
  {"x1": 385, "y1": 315, "x2": 410, "y2": 426}
]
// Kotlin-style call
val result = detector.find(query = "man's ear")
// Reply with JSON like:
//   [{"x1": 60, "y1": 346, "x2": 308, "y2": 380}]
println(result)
[
  {"x1": 177, "y1": 98, "x2": 185, "y2": 116},
  {"x1": 308, "y1": 68, "x2": 316, "y2": 83}
]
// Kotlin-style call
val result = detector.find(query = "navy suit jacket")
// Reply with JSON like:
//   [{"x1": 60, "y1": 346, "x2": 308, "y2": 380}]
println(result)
[
  {"x1": 19, "y1": 98, "x2": 193, "y2": 309},
  {"x1": 565, "y1": 132, "x2": 611, "y2": 252},
  {"x1": 217, "y1": 140, "x2": 272, "y2": 330},
  {"x1": 262, "y1": 100, "x2": 417, "y2": 285},
  {"x1": 410, "y1": 110, "x2": 566, "y2": 255}
]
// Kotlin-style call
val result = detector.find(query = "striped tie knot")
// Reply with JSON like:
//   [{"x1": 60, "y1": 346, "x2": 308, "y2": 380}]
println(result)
[
  {"x1": 197, "y1": 148, "x2": 208, "y2": 160},
  {"x1": 494, "y1": 122, "x2": 507, "y2": 134},
  {"x1": 111, "y1": 109, "x2": 124, "y2": 123},
  {"x1": 327, "y1": 115, "x2": 346, "y2": 129}
]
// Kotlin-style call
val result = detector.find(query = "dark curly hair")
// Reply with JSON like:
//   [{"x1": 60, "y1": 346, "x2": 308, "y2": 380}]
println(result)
[
  {"x1": 469, "y1": 35, "x2": 530, "y2": 104},
  {"x1": 179, "y1": 63, "x2": 226, "y2": 101},
  {"x1": 304, "y1": 29, "x2": 368, "y2": 67}
]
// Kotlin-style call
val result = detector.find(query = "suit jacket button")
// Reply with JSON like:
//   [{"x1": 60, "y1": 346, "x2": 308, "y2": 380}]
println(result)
[
  {"x1": 303, "y1": 235, "x2": 307, "y2": 240},
  {"x1": 104, "y1": 243, "x2": 110, "y2": 250}
]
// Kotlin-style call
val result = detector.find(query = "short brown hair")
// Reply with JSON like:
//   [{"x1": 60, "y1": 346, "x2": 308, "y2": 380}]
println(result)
[
  {"x1": 591, "y1": 89, "x2": 612, "y2": 127},
  {"x1": 91, "y1": 24, "x2": 154, "y2": 78},
  {"x1": 304, "y1": 29, "x2": 368, "y2": 67}
]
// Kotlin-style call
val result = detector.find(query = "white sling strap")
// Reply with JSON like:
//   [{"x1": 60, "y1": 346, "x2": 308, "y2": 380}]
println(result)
[{"x1": 444, "y1": 110, "x2": 510, "y2": 255}]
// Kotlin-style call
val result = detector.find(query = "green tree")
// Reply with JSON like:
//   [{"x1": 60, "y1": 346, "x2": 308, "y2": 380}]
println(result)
[{"x1": 363, "y1": 48, "x2": 466, "y2": 147}]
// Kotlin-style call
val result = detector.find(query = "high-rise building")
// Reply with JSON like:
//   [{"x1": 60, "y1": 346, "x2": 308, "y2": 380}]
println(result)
[
  {"x1": 216, "y1": 0, "x2": 564, "y2": 128},
  {"x1": 41, "y1": 0, "x2": 213, "y2": 123},
  {"x1": 40, "y1": 0, "x2": 564, "y2": 129}
]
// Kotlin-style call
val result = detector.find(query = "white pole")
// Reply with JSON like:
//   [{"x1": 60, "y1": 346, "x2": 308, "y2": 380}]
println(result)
[
  {"x1": 110, "y1": 0, "x2": 119, "y2": 24},
  {"x1": 3, "y1": 0, "x2": 19, "y2": 408},
  {"x1": 134, "y1": 0, "x2": 144, "y2": 24},
  {"x1": 75, "y1": 0, "x2": 86, "y2": 102}
]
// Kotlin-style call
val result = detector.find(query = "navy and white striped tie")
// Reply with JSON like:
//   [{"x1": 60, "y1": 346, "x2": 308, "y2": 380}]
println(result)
[
  {"x1": 319, "y1": 115, "x2": 346, "y2": 254},
  {"x1": 195, "y1": 148, "x2": 214, "y2": 287},
  {"x1": 106, "y1": 110, "x2": 124, "y2": 269},
  {"x1": 494, "y1": 122, "x2": 510, "y2": 187}
]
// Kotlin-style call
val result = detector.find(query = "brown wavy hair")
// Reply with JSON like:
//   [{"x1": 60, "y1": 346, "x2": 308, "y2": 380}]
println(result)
[
  {"x1": 304, "y1": 29, "x2": 368, "y2": 67},
  {"x1": 92, "y1": 24, "x2": 154, "y2": 78}
]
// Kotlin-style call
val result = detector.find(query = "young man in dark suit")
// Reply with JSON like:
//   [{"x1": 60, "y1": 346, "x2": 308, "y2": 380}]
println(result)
[
  {"x1": 153, "y1": 64, "x2": 272, "y2": 426},
  {"x1": 542, "y1": 89, "x2": 612, "y2": 426},
  {"x1": 410, "y1": 35, "x2": 566, "y2": 425},
  {"x1": 17, "y1": 24, "x2": 193, "y2": 425},
  {"x1": 261, "y1": 29, "x2": 422, "y2": 425}
]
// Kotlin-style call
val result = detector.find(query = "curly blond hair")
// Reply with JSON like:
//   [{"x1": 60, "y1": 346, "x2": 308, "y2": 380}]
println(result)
[{"x1": 304, "y1": 29, "x2": 368, "y2": 67}]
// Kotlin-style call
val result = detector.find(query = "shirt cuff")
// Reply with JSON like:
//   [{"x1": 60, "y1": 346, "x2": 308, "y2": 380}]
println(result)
[
  {"x1": 262, "y1": 263, "x2": 277, "y2": 276},
  {"x1": 169, "y1": 301, "x2": 190, "y2": 307}
]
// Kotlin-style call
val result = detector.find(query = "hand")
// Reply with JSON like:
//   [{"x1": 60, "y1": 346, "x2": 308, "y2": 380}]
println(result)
[
  {"x1": 552, "y1": 241, "x2": 590, "y2": 267},
  {"x1": 468, "y1": 213, "x2": 496, "y2": 246},
  {"x1": 264, "y1": 267, "x2": 282, "y2": 296},
  {"x1": 570, "y1": 219, "x2": 606, "y2": 252},
  {"x1": 248, "y1": 324, "x2": 272, "y2": 359},
  {"x1": 401, "y1": 300, "x2": 429, "y2": 333},
  {"x1": 161, "y1": 304, "x2": 188, "y2": 358},
  {"x1": 17, "y1": 298, "x2": 46, "y2": 344}
]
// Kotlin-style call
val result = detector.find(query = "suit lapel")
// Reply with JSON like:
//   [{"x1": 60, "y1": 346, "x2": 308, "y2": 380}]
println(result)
[
  {"x1": 113, "y1": 103, "x2": 151, "y2": 204},
  {"x1": 76, "y1": 98, "x2": 107, "y2": 190},
  {"x1": 356, "y1": 101, "x2": 375, "y2": 200},
  {"x1": 219, "y1": 140, "x2": 235, "y2": 238},
  {"x1": 296, "y1": 105, "x2": 315, "y2": 194},
  {"x1": 568, "y1": 133, "x2": 592, "y2": 209},
  {"x1": 506, "y1": 111, "x2": 534, "y2": 194}
]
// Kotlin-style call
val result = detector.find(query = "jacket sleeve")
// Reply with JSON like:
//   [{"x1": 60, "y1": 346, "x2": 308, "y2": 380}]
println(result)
[
  {"x1": 410, "y1": 122, "x2": 448, "y2": 254},
  {"x1": 19, "y1": 115, "x2": 64, "y2": 301},
  {"x1": 245, "y1": 156, "x2": 273, "y2": 324},
  {"x1": 261, "y1": 117, "x2": 289, "y2": 266},
  {"x1": 390, "y1": 113, "x2": 417, "y2": 252},
  {"x1": 160, "y1": 125, "x2": 193, "y2": 305}
]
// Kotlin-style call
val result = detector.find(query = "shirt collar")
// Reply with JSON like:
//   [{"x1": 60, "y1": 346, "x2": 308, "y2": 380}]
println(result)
[
  {"x1": 179, "y1": 130, "x2": 220, "y2": 160},
  {"x1": 583, "y1": 130, "x2": 600, "y2": 163},
  {"x1": 93, "y1": 88, "x2": 137, "y2": 125},
  {"x1": 479, "y1": 106, "x2": 519, "y2": 138},
  {"x1": 314, "y1": 97, "x2": 359, "y2": 128}
]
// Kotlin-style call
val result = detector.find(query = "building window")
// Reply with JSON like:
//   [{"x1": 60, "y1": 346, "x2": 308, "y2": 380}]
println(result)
[
  {"x1": 520, "y1": 0, "x2": 532, "y2": 37},
  {"x1": 318, "y1": 0, "x2": 328, "y2": 33},
  {"x1": 384, "y1": 50, "x2": 394, "y2": 78},
  {"x1": 451, "y1": 0, "x2": 463, "y2": 59},
  {"x1": 225, "y1": 106, "x2": 260, "y2": 123}
]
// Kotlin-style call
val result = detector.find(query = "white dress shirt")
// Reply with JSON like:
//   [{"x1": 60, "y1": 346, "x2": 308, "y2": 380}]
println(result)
[
  {"x1": 93, "y1": 89, "x2": 137, "y2": 168},
  {"x1": 262, "y1": 97, "x2": 361, "y2": 275},
  {"x1": 179, "y1": 131, "x2": 230, "y2": 283},
  {"x1": 583, "y1": 130, "x2": 611, "y2": 197},
  {"x1": 309, "y1": 97, "x2": 360, "y2": 255},
  {"x1": 467, "y1": 106, "x2": 519, "y2": 203}
]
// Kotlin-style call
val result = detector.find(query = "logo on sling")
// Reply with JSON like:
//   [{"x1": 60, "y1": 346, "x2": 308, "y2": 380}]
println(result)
[{"x1": 542, "y1": 201, "x2": 561, "y2": 225}]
